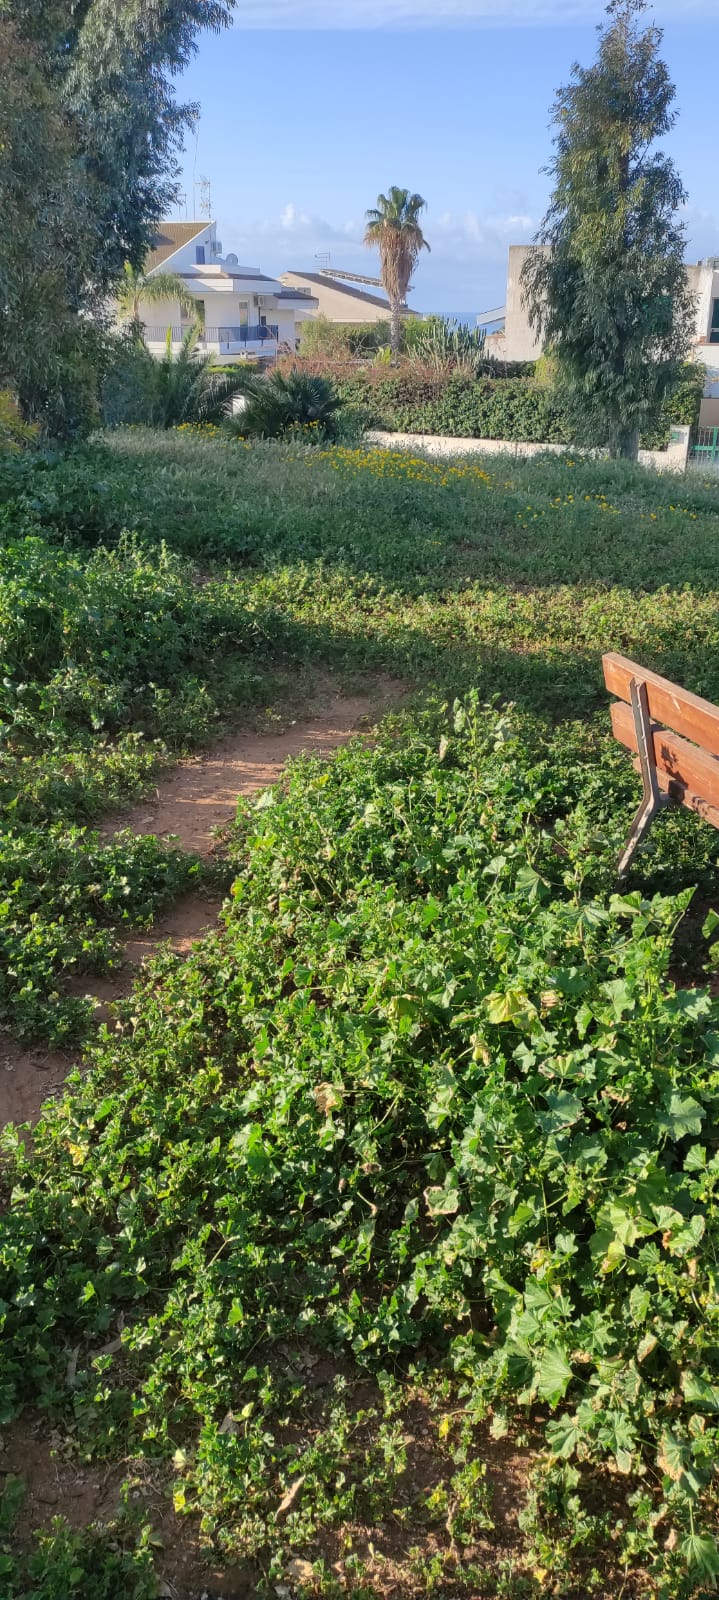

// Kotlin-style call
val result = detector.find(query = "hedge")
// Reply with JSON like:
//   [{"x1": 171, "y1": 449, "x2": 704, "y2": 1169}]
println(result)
[{"x1": 330, "y1": 366, "x2": 705, "y2": 451}]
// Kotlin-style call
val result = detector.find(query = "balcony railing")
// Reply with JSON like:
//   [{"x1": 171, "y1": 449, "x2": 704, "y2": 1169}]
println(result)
[
  {"x1": 205, "y1": 324, "x2": 279, "y2": 343},
  {"x1": 144, "y1": 324, "x2": 279, "y2": 345}
]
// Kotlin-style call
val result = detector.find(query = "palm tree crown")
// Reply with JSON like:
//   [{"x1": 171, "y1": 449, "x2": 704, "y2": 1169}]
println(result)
[
  {"x1": 117, "y1": 262, "x2": 200, "y2": 325},
  {"x1": 364, "y1": 188, "x2": 430, "y2": 357}
]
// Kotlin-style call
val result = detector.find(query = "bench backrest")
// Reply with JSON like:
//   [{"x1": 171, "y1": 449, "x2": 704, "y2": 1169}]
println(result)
[{"x1": 603, "y1": 652, "x2": 719, "y2": 830}]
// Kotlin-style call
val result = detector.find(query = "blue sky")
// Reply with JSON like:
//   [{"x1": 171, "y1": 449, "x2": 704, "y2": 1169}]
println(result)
[{"x1": 175, "y1": 1, "x2": 719, "y2": 312}]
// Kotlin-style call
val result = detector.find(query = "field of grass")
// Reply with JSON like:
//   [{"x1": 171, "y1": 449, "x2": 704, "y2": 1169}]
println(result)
[{"x1": 2, "y1": 432, "x2": 719, "y2": 1598}]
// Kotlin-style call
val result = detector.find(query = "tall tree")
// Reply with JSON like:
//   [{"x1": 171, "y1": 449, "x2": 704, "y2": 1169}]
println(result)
[
  {"x1": 522, "y1": 0, "x2": 694, "y2": 459},
  {"x1": 364, "y1": 188, "x2": 430, "y2": 360},
  {"x1": 0, "y1": 1, "x2": 233, "y2": 433}
]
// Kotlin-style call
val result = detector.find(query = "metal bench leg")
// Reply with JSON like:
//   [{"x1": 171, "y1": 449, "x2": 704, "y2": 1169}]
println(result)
[{"x1": 617, "y1": 678, "x2": 670, "y2": 876}]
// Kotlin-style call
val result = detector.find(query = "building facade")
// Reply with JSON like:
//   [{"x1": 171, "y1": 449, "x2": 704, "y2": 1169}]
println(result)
[
  {"x1": 487, "y1": 246, "x2": 719, "y2": 426},
  {"x1": 133, "y1": 221, "x2": 317, "y2": 362}
]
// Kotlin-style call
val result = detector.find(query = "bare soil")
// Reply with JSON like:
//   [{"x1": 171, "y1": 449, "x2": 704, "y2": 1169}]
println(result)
[{"x1": 99, "y1": 686, "x2": 401, "y2": 858}]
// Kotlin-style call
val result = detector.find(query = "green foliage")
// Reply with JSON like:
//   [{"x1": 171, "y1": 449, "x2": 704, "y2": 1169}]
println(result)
[
  {"x1": 102, "y1": 327, "x2": 252, "y2": 430},
  {"x1": 0, "y1": 825, "x2": 203, "y2": 1043},
  {"x1": 326, "y1": 366, "x2": 701, "y2": 448},
  {"x1": 1, "y1": 1498, "x2": 156, "y2": 1599},
  {"x1": 2, "y1": 701, "x2": 719, "y2": 1590},
  {"x1": 0, "y1": 2, "x2": 234, "y2": 435},
  {"x1": 0, "y1": 393, "x2": 39, "y2": 453},
  {"x1": 335, "y1": 373, "x2": 573, "y2": 441},
  {"x1": 228, "y1": 368, "x2": 343, "y2": 442},
  {"x1": 522, "y1": 0, "x2": 694, "y2": 458},
  {"x1": 3, "y1": 434, "x2": 719, "y2": 1588},
  {"x1": 408, "y1": 316, "x2": 488, "y2": 376},
  {"x1": 298, "y1": 315, "x2": 391, "y2": 360}
]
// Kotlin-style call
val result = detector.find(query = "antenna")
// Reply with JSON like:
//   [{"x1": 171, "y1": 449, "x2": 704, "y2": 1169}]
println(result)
[
  {"x1": 195, "y1": 176, "x2": 212, "y2": 219},
  {"x1": 174, "y1": 191, "x2": 188, "y2": 219},
  {"x1": 314, "y1": 251, "x2": 331, "y2": 269}
]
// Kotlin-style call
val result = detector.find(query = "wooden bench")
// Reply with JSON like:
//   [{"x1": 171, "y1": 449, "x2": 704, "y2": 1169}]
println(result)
[{"x1": 603, "y1": 652, "x2": 719, "y2": 873}]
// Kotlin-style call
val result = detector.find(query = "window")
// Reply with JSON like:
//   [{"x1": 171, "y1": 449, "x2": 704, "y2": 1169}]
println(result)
[
  {"x1": 195, "y1": 246, "x2": 206, "y2": 265},
  {"x1": 710, "y1": 299, "x2": 719, "y2": 345}
]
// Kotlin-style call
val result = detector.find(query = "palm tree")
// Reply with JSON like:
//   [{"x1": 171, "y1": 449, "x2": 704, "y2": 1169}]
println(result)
[
  {"x1": 150, "y1": 326, "x2": 250, "y2": 429},
  {"x1": 363, "y1": 188, "x2": 430, "y2": 360},
  {"x1": 116, "y1": 262, "x2": 200, "y2": 328}
]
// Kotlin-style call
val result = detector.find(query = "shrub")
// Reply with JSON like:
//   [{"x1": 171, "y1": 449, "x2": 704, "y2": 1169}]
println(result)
[
  {"x1": 0, "y1": 391, "x2": 38, "y2": 451},
  {"x1": 102, "y1": 328, "x2": 253, "y2": 430},
  {"x1": 322, "y1": 364, "x2": 705, "y2": 449},
  {"x1": 298, "y1": 315, "x2": 391, "y2": 361},
  {"x1": 227, "y1": 368, "x2": 343, "y2": 442},
  {"x1": 407, "y1": 316, "x2": 488, "y2": 377}
]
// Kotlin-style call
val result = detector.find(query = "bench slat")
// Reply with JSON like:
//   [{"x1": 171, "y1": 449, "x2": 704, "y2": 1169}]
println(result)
[
  {"x1": 610, "y1": 700, "x2": 719, "y2": 829},
  {"x1": 603, "y1": 653, "x2": 719, "y2": 761}
]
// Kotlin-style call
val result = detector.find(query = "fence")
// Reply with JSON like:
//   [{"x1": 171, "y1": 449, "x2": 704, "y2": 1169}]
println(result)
[{"x1": 690, "y1": 426, "x2": 719, "y2": 466}]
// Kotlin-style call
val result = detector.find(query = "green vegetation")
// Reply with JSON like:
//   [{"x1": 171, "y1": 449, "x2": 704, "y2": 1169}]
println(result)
[
  {"x1": 0, "y1": 2, "x2": 235, "y2": 434},
  {"x1": 3, "y1": 431, "x2": 719, "y2": 1595},
  {"x1": 295, "y1": 363, "x2": 702, "y2": 446},
  {"x1": 522, "y1": 0, "x2": 694, "y2": 459},
  {"x1": 229, "y1": 369, "x2": 344, "y2": 442}
]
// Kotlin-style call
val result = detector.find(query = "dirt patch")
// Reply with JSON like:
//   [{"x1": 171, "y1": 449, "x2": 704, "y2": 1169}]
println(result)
[
  {"x1": 0, "y1": 1420, "x2": 254, "y2": 1600},
  {"x1": 0, "y1": 1040, "x2": 77, "y2": 1131},
  {"x1": 100, "y1": 685, "x2": 401, "y2": 857}
]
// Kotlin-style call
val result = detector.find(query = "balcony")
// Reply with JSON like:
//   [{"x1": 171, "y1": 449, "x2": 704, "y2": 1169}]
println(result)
[{"x1": 143, "y1": 325, "x2": 280, "y2": 358}]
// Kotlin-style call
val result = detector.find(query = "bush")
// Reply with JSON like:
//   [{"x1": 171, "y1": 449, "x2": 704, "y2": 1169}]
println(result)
[
  {"x1": 298, "y1": 315, "x2": 391, "y2": 361},
  {"x1": 0, "y1": 391, "x2": 38, "y2": 452},
  {"x1": 227, "y1": 368, "x2": 343, "y2": 442},
  {"x1": 102, "y1": 328, "x2": 252, "y2": 430},
  {"x1": 407, "y1": 316, "x2": 488, "y2": 377},
  {"x1": 321, "y1": 364, "x2": 705, "y2": 450}
]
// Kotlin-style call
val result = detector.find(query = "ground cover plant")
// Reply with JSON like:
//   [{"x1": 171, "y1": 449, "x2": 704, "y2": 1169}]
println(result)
[{"x1": 3, "y1": 431, "x2": 719, "y2": 1594}]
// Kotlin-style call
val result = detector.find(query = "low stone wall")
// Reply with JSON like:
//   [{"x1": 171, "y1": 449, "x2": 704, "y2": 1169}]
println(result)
[{"x1": 366, "y1": 425, "x2": 691, "y2": 475}]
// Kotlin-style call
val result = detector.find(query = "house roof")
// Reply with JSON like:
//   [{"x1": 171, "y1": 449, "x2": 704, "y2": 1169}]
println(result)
[
  {"x1": 145, "y1": 221, "x2": 208, "y2": 273},
  {"x1": 283, "y1": 272, "x2": 405, "y2": 313}
]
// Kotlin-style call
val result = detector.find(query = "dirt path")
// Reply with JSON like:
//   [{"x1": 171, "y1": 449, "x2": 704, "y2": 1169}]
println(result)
[
  {"x1": 99, "y1": 687, "x2": 399, "y2": 857},
  {"x1": 0, "y1": 685, "x2": 402, "y2": 1131}
]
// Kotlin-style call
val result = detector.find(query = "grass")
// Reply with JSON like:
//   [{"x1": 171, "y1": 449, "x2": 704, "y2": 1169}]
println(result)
[{"x1": 2, "y1": 431, "x2": 719, "y2": 1597}]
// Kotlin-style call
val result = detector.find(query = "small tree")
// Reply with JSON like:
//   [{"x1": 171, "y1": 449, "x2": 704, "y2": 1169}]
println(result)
[
  {"x1": 117, "y1": 263, "x2": 201, "y2": 327},
  {"x1": 522, "y1": 0, "x2": 694, "y2": 459},
  {"x1": 364, "y1": 188, "x2": 430, "y2": 361}
]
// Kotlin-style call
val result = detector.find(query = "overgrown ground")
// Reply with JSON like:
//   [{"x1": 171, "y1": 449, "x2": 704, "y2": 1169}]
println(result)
[{"x1": 2, "y1": 433, "x2": 719, "y2": 1598}]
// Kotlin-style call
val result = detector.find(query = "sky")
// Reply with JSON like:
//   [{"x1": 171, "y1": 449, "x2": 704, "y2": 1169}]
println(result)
[{"x1": 174, "y1": 1, "x2": 719, "y2": 313}]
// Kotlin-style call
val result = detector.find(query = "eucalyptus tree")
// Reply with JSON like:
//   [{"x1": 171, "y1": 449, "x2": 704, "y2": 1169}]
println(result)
[{"x1": 522, "y1": 0, "x2": 693, "y2": 459}]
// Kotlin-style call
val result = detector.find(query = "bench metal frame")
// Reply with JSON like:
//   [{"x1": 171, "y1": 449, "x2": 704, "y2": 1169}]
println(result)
[{"x1": 617, "y1": 677, "x2": 670, "y2": 875}]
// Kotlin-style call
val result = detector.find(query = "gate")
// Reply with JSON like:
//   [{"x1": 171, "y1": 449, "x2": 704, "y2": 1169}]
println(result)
[{"x1": 690, "y1": 426, "x2": 719, "y2": 465}]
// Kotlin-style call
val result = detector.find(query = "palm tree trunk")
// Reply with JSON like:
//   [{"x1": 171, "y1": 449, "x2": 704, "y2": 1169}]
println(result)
[{"x1": 390, "y1": 297, "x2": 402, "y2": 362}]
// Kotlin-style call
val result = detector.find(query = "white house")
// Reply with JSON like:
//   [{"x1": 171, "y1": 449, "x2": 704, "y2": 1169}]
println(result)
[
  {"x1": 135, "y1": 220, "x2": 318, "y2": 363},
  {"x1": 486, "y1": 246, "x2": 719, "y2": 428}
]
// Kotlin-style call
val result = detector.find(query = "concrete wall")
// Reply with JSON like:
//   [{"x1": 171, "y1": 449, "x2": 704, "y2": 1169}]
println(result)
[{"x1": 366, "y1": 426, "x2": 691, "y2": 475}]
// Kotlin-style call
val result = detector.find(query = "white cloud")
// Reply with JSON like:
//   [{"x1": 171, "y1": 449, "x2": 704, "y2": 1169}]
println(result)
[
  {"x1": 219, "y1": 202, "x2": 532, "y2": 309},
  {"x1": 235, "y1": 0, "x2": 715, "y2": 27}
]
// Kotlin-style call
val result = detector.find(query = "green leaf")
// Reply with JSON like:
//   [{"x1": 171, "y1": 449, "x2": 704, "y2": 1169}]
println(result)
[
  {"x1": 680, "y1": 1533, "x2": 719, "y2": 1579},
  {"x1": 536, "y1": 1345, "x2": 573, "y2": 1405},
  {"x1": 681, "y1": 1372, "x2": 719, "y2": 1412},
  {"x1": 657, "y1": 1094, "x2": 705, "y2": 1141},
  {"x1": 546, "y1": 1413, "x2": 581, "y2": 1459}
]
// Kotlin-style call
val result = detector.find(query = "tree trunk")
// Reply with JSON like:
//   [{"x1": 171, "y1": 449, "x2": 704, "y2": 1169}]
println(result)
[
  {"x1": 390, "y1": 297, "x2": 402, "y2": 362},
  {"x1": 616, "y1": 427, "x2": 640, "y2": 461}
]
